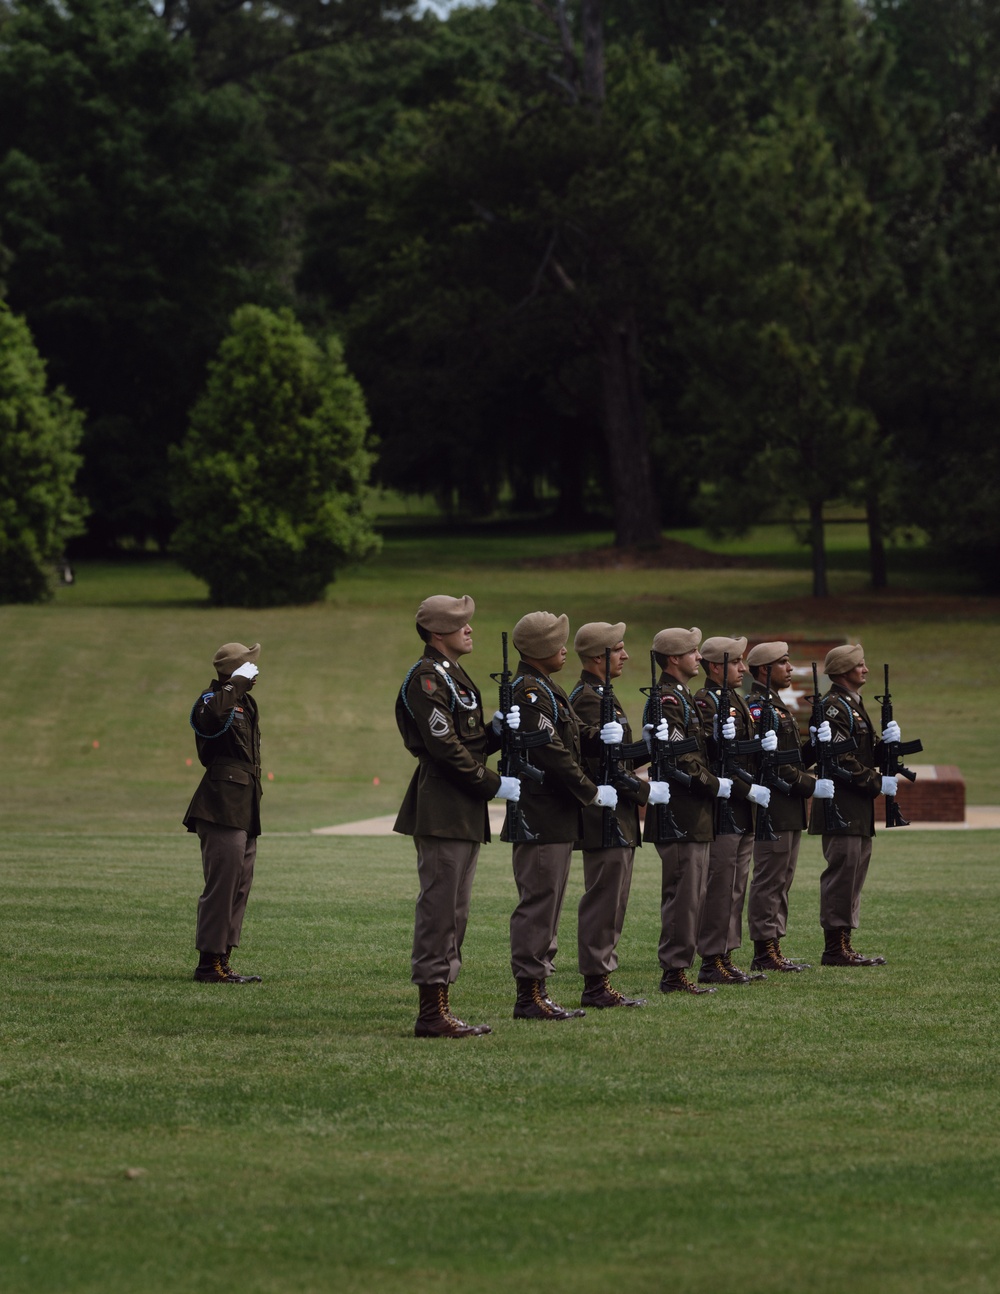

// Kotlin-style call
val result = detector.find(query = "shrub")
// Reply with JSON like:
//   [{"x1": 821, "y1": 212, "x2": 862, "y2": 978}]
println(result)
[{"x1": 170, "y1": 306, "x2": 380, "y2": 606}]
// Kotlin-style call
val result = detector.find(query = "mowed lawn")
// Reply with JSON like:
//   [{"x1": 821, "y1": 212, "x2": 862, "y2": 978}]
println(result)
[{"x1": 0, "y1": 531, "x2": 998, "y2": 1292}]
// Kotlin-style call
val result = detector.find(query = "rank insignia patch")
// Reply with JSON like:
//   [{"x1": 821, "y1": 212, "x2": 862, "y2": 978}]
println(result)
[{"x1": 429, "y1": 707, "x2": 450, "y2": 738}]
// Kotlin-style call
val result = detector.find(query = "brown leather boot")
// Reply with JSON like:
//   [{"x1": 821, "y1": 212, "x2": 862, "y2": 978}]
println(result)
[
  {"x1": 697, "y1": 955, "x2": 740, "y2": 985},
  {"x1": 660, "y1": 968, "x2": 716, "y2": 995},
  {"x1": 821, "y1": 928, "x2": 863, "y2": 966},
  {"x1": 751, "y1": 938, "x2": 807, "y2": 973},
  {"x1": 514, "y1": 977, "x2": 586, "y2": 1020},
  {"x1": 844, "y1": 932, "x2": 886, "y2": 965},
  {"x1": 581, "y1": 973, "x2": 647, "y2": 1008},
  {"x1": 194, "y1": 952, "x2": 238, "y2": 983},
  {"x1": 415, "y1": 984, "x2": 491, "y2": 1038},
  {"x1": 722, "y1": 953, "x2": 763, "y2": 983}
]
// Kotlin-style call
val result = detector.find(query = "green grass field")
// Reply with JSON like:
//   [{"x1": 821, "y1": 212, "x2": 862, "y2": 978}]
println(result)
[{"x1": 1, "y1": 527, "x2": 998, "y2": 1292}]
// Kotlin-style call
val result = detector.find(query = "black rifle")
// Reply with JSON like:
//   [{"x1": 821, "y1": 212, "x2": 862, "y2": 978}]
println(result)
[
  {"x1": 713, "y1": 651, "x2": 758, "y2": 836},
  {"x1": 875, "y1": 663, "x2": 923, "y2": 828},
  {"x1": 490, "y1": 632, "x2": 551, "y2": 843},
  {"x1": 639, "y1": 651, "x2": 699, "y2": 844},
  {"x1": 752, "y1": 664, "x2": 804, "y2": 843},
  {"x1": 807, "y1": 661, "x2": 856, "y2": 833},
  {"x1": 597, "y1": 648, "x2": 648, "y2": 849}
]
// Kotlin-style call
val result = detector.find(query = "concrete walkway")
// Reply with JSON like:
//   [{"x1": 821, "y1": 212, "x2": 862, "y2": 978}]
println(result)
[{"x1": 313, "y1": 805, "x2": 1000, "y2": 836}]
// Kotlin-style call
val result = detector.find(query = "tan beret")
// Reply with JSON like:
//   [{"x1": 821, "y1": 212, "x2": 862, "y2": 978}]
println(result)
[
  {"x1": 416, "y1": 594, "x2": 475, "y2": 633},
  {"x1": 513, "y1": 611, "x2": 570, "y2": 659},
  {"x1": 213, "y1": 642, "x2": 260, "y2": 675},
  {"x1": 700, "y1": 635, "x2": 748, "y2": 663},
  {"x1": 825, "y1": 642, "x2": 865, "y2": 676},
  {"x1": 574, "y1": 621, "x2": 627, "y2": 660},
  {"x1": 747, "y1": 640, "x2": 789, "y2": 668},
  {"x1": 652, "y1": 626, "x2": 701, "y2": 657}
]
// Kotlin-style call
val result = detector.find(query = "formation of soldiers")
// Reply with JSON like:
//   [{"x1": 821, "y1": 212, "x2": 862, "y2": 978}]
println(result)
[{"x1": 182, "y1": 606, "x2": 912, "y2": 1030}]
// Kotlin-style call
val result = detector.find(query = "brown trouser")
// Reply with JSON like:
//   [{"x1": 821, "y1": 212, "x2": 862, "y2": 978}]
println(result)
[
  {"x1": 411, "y1": 836, "x2": 480, "y2": 986},
  {"x1": 697, "y1": 830, "x2": 753, "y2": 957},
  {"x1": 195, "y1": 821, "x2": 256, "y2": 953},
  {"x1": 819, "y1": 834, "x2": 873, "y2": 930},
  {"x1": 578, "y1": 845, "x2": 634, "y2": 976},
  {"x1": 656, "y1": 840, "x2": 710, "y2": 971},
  {"x1": 749, "y1": 830, "x2": 802, "y2": 941},
  {"x1": 510, "y1": 841, "x2": 573, "y2": 979}
]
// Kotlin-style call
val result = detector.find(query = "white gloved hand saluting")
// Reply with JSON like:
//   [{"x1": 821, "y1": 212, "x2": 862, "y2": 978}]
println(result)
[
  {"x1": 813, "y1": 778, "x2": 835, "y2": 800},
  {"x1": 647, "y1": 781, "x2": 671, "y2": 806},
  {"x1": 721, "y1": 717, "x2": 736, "y2": 740},
  {"x1": 762, "y1": 729, "x2": 778, "y2": 753},
  {"x1": 496, "y1": 776, "x2": 521, "y2": 802},
  {"x1": 231, "y1": 662, "x2": 259, "y2": 681},
  {"x1": 594, "y1": 785, "x2": 618, "y2": 809},
  {"x1": 881, "y1": 775, "x2": 899, "y2": 797},
  {"x1": 715, "y1": 778, "x2": 733, "y2": 800},
  {"x1": 600, "y1": 720, "x2": 624, "y2": 745},
  {"x1": 810, "y1": 720, "x2": 832, "y2": 744},
  {"x1": 747, "y1": 783, "x2": 771, "y2": 808},
  {"x1": 882, "y1": 720, "x2": 901, "y2": 743}
]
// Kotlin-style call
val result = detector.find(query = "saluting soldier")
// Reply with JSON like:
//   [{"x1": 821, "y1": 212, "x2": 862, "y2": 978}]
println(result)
[
  {"x1": 504, "y1": 611, "x2": 622, "y2": 1021},
  {"x1": 568, "y1": 622, "x2": 672, "y2": 1009},
  {"x1": 643, "y1": 627, "x2": 735, "y2": 996},
  {"x1": 807, "y1": 643, "x2": 899, "y2": 966},
  {"x1": 184, "y1": 641, "x2": 264, "y2": 984},
  {"x1": 395, "y1": 594, "x2": 521, "y2": 1039},
  {"x1": 744, "y1": 640, "x2": 835, "y2": 973},
  {"x1": 693, "y1": 636, "x2": 772, "y2": 985}
]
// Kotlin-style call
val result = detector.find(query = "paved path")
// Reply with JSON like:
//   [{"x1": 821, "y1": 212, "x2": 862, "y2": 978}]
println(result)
[{"x1": 313, "y1": 805, "x2": 1000, "y2": 836}]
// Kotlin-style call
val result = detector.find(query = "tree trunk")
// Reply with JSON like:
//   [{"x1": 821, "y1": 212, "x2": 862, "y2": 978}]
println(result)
[
  {"x1": 808, "y1": 497, "x2": 829, "y2": 598},
  {"x1": 866, "y1": 488, "x2": 888, "y2": 589},
  {"x1": 596, "y1": 307, "x2": 661, "y2": 548},
  {"x1": 581, "y1": 0, "x2": 605, "y2": 104}
]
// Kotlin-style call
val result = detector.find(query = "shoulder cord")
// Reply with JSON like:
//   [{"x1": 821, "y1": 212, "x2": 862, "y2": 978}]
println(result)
[
  {"x1": 189, "y1": 694, "x2": 237, "y2": 740},
  {"x1": 399, "y1": 659, "x2": 477, "y2": 720},
  {"x1": 830, "y1": 693, "x2": 855, "y2": 734},
  {"x1": 642, "y1": 688, "x2": 692, "y2": 729},
  {"x1": 515, "y1": 673, "x2": 558, "y2": 721}
]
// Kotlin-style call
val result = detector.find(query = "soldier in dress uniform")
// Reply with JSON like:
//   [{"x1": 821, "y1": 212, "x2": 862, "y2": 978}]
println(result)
[
  {"x1": 807, "y1": 643, "x2": 900, "y2": 966},
  {"x1": 568, "y1": 622, "x2": 672, "y2": 1009},
  {"x1": 643, "y1": 627, "x2": 736, "y2": 996},
  {"x1": 693, "y1": 636, "x2": 772, "y2": 985},
  {"x1": 744, "y1": 640, "x2": 835, "y2": 973},
  {"x1": 504, "y1": 611, "x2": 623, "y2": 1020},
  {"x1": 183, "y1": 641, "x2": 265, "y2": 984},
  {"x1": 394, "y1": 594, "x2": 522, "y2": 1038}
]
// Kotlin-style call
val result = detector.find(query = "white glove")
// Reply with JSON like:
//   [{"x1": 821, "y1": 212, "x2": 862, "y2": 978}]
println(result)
[
  {"x1": 594, "y1": 784, "x2": 618, "y2": 809},
  {"x1": 810, "y1": 720, "x2": 832, "y2": 743},
  {"x1": 881, "y1": 775, "x2": 898, "y2": 797},
  {"x1": 600, "y1": 720, "x2": 624, "y2": 745},
  {"x1": 231, "y1": 662, "x2": 259, "y2": 681},
  {"x1": 496, "y1": 776, "x2": 521, "y2": 802},
  {"x1": 654, "y1": 719, "x2": 671, "y2": 743},
  {"x1": 762, "y1": 729, "x2": 778, "y2": 753},
  {"x1": 647, "y1": 781, "x2": 671, "y2": 806},
  {"x1": 492, "y1": 705, "x2": 522, "y2": 734},
  {"x1": 813, "y1": 778, "x2": 835, "y2": 800},
  {"x1": 747, "y1": 783, "x2": 771, "y2": 808},
  {"x1": 882, "y1": 720, "x2": 901, "y2": 743},
  {"x1": 716, "y1": 778, "x2": 732, "y2": 799},
  {"x1": 721, "y1": 717, "x2": 736, "y2": 740},
  {"x1": 642, "y1": 722, "x2": 654, "y2": 751}
]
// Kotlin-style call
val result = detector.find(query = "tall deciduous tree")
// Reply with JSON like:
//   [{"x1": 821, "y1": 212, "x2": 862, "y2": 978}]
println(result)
[{"x1": 0, "y1": 0, "x2": 285, "y2": 549}]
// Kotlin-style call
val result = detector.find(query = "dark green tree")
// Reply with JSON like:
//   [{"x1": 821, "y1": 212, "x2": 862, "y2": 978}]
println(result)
[
  {"x1": 170, "y1": 305, "x2": 380, "y2": 607},
  {"x1": 0, "y1": 0, "x2": 286, "y2": 549},
  {"x1": 0, "y1": 302, "x2": 87, "y2": 602}
]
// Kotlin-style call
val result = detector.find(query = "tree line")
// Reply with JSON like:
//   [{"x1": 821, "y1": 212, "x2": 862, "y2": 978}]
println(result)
[{"x1": 1, "y1": 0, "x2": 998, "y2": 603}]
